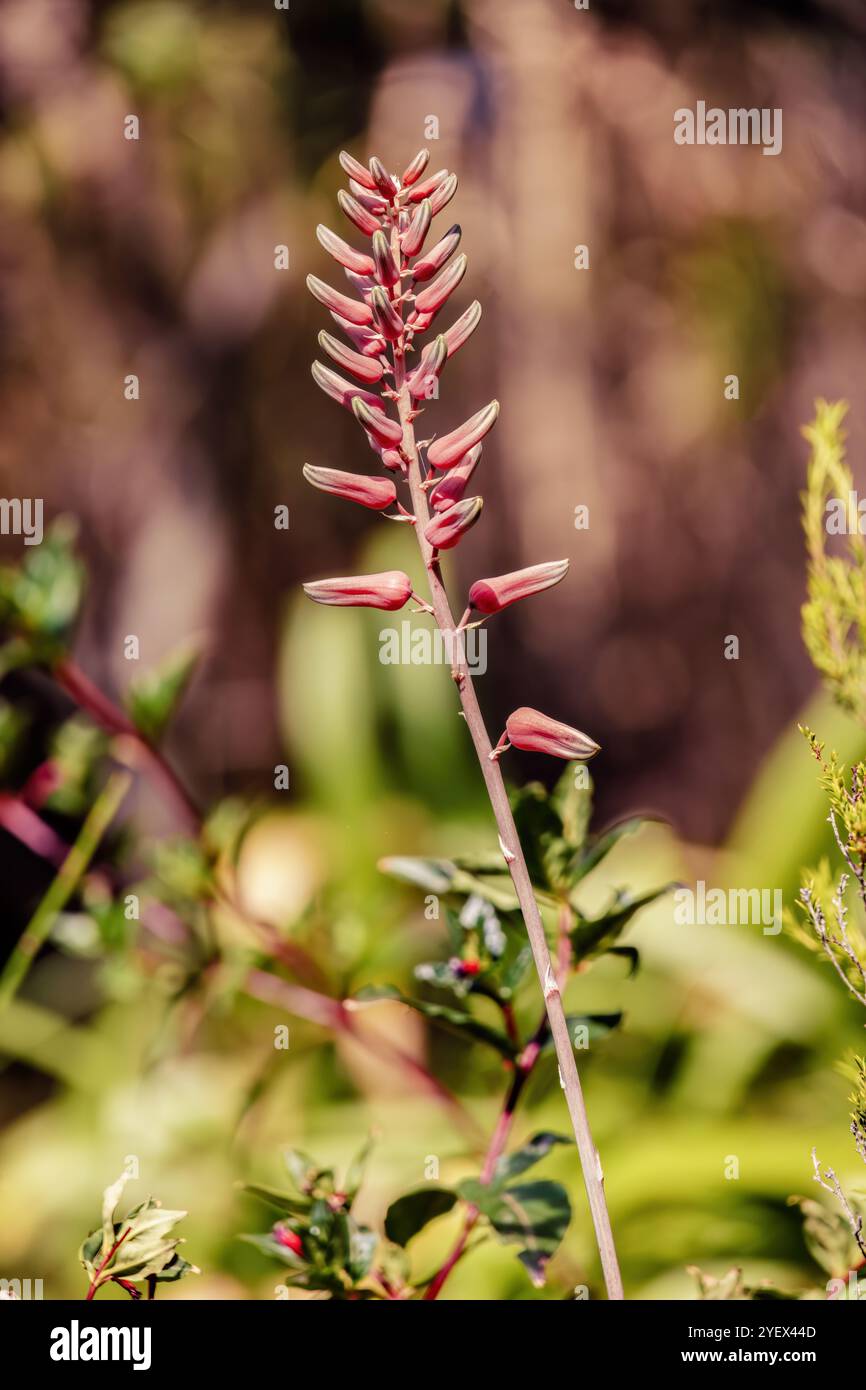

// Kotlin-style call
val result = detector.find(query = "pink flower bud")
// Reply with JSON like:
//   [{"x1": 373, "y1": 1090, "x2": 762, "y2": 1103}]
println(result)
[
  {"x1": 307, "y1": 274, "x2": 372, "y2": 326},
  {"x1": 370, "y1": 286, "x2": 404, "y2": 342},
  {"x1": 424, "y1": 495, "x2": 483, "y2": 550},
  {"x1": 426, "y1": 401, "x2": 499, "y2": 470},
  {"x1": 505, "y1": 708, "x2": 600, "y2": 761},
  {"x1": 401, "y1": 200, "x2": 432, "y2": 257},
  {"x1": 311, "y1": 361, "x2": 379, "y2": 411},
  {"x1": 316, "y1": 224, "x2": 375, "y2": 276},
  {"x1": 349, "y1": 179, "x2": 388, "y2": 213},
  {"x1": 329, "y1": 313, "x2": 386, "y2": 357},
  {"x1": 303, "y1": 571, "x2": 413, "y2": 611},
  {"x1": 338, "y1": 189, "x2": 380, "y2": 236},
  {"x1": 412, "y1": 225, "x2": 461, "y2": 282},
  {"x1": 406, "y1": 334, "x2": 447, "y2": 400},
  {"x1": 343, "y1": 269, "x2": 374, "y2": 302},
  {"x1": 468, "y1": 560, "x2": 569, "y2": 614},
  {"x1": 351, "y1": 395, "x2": 404, "y2": 446},
  {"x1": 429, "y1": 173, "x2": 458, "y2": 216},
  {"x1": 371, "y1": 229, "x2": 401, "y2": 288},
  {"x1": 303, "y1": 464, "x2": 397, "y2": 510},
  {"x1": 429, "y1": 444, "x2": 482, "y2": 511},
  {"x1": 339, "y1": 150, "x2": 377, "y2": 190},
  {"x1": 273, "y1": 1223, "x2": 304, "y2": 1256},
  {"x1": 413, "y1": 254, "x2": 467, "y2": 318},
  {"x1": 369, "y1": 156, "x2": 398, "y2": 199},
  {"x1": 401, "y1": 149, "x2": 430, "y2": 186},
  {"x1": 442, "y1": 300, "x2": 482, "y2": 357},
  {"x1": 378, "y1": 448, "x2": 405, "y2": 472},
  {"x1": 318, "y1": 330, "x2": 384, "y2": 384},
  {"x1": 407, "y1": 169, "x2": 449, "y2": 203}
]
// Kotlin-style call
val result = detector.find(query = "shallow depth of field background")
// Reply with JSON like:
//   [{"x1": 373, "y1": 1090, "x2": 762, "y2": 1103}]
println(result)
[{"x1": 1, "y1": 0, "x2": 866, "y2": 1299}]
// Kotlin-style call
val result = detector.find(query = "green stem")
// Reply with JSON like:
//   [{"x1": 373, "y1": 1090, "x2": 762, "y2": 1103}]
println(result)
[{"x1": 0, "y1": 769, "x2": 132, "y2": 1014}]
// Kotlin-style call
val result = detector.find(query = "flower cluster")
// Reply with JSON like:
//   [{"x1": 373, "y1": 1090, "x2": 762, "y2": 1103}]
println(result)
[{"x1": 302, "y1": 149, "x2": 597, "y2": 764}]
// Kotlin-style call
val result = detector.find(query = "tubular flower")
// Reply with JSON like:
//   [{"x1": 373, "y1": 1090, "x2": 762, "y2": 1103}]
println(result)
[
  {"x1": 303, "y1": 571, "x2": 413, "y2": 611},
  {"x1": 338, "y1": 150, "x2": 377, "y2": 190},
  {"x1": 401, "y1": 148, "x2": 430, "y2": 186},
  {"x1": 306, "y1": 274, "x2": 372, "y2": 326},
  {"x1": 412, "y1": 226, "x2": 461, "y2": 282},
  {"x1": 316, "y1": 224, "x2": 375, "y2": 276},
  {"x1": 351, "y1": 396, "x2": 404, "y2": 447},
  {"x1": 401, "y1": 200, "x2": 432, "y2": 257},
  {"x1": 311, "y1": 361, "x2": 379, "y2": 411},
  {"x1": 302, "y1": 465, "x2": 397, "y2": 511},
  {"x1": 407, "y1": 169, "x2": 450, "y2": 203},
  {"x1": 429, "y1": 444, "x2": 482, "y2": 512},
  {"x1": 406, "y1": 334, "x2": 447, "y2": 401},
  {"x1": 337, "y1": 189, "x2": 381, "y2": 236},
  {"x1": 412, "y1": 254, "x2": 467, "y2": 318},
  {"x1": 468, "y1": 561, "x2": 569, "y2": 614},
  {"x1": 317, "y1": 330, "x2": 384, "y2": 384},
  {"x1": 424, "y1": 496, "x2": 483, "y2": 550},
  {"x1": 426, "y1": 401, "x2": 500, "y2": 470},
  {"x1": 504, "y1": 708, "x2": 600, "y2": 761}
]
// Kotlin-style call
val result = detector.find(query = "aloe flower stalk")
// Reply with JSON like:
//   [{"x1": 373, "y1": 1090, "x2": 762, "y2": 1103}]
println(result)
[{"x1": 302, "y1": 151, "x2": 624, "y2": 1300}]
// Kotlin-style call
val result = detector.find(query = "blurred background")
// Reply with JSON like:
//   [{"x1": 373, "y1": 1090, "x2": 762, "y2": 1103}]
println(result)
[{"x1": 1, "y1": 0, "x2": 866, "y2": 1300}]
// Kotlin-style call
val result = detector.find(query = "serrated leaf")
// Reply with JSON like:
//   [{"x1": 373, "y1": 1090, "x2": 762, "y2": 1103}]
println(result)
[
  {"x1": 126, "y1": 639, "x2": 200, "y2": 743},
  {"x1": 384, "y1": 1188, "x2": 458, "y2": 1246},
  {"x1": 351, "y1": 985, "x2": 516, "y2": 1059}
]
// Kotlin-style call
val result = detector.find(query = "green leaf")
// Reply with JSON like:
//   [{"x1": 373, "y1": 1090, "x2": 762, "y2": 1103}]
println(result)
[
  {"x1": 347, "y1": 1225, "x2": 378, "y2": 1281},
  {"x1": 352, "y1": 985, "x2": 517, "y2": 1059},
  {"x1": 238, "y1": 1231, "x2": 306, "y2": 1269},
  {"x1": 541, "y1": 1013, "x2": 623, "y2": 1056},
  {"x1": 283, "y1": 1148, "x2": 318, "y2": 1192},
  {"x1": 241, "y1": 1183, "x2": 311, "y2": 1216},
  {"x1": 461, "y1": 1179, "x2": 572, "y2": 1287},
  {"x1": 125, "y1": 639, "x2": 200, "y2": 743},
  {"x1": 0, "y1": 517, "x2": 84, "y2": 648},
  {"x1": 492, "y1": 1132, "x2": 572, "y2": 1186},
  {"x1": 789, "y1": 1195, "x2": 863, "y2": 1278},
  {"x1": 567, "y1": 817, "x2": 650, "y2": 885},
  {"x1": 510, "y1": 782, "x2": 571, "y2": 892},
  {"x1": 384, "y1": 1188, "x2": 458, "y2": 1247},
  {"x1": 549, "y1": 763, "x2": 593, "y2": 849},
  {"x1": 378, "y1": 856, "x2": 457, "y2": 894},
  {"x1": 569, "y1": 884, "x2": 674, "y2": 963},
  {"x1": 343, "y1": 1134, "x2": 375, "y2": 1206}
]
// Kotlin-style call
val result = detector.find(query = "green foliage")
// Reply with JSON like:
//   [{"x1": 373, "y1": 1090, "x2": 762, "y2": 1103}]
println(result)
[
  {"x1": 0, "y1": 519, "x2": 84, "y2": 671},
  {"x1": 79, "y1": 1170, "x2": 197, "y2": 1299},
  {"x1": 125, "y1": 640, "x2": 200, "y2": 744},
  {"x1": 801, "y1": 400, "x2": 866, "y2": 719}
]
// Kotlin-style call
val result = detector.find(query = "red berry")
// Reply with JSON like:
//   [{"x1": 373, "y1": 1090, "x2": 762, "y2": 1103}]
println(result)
[
  {"x1": 273, "y1": 1224, "x2": 303, "y2": 1256},
  {"x1": 460, "y1": 959, "x2": 481, "y2": 976}
]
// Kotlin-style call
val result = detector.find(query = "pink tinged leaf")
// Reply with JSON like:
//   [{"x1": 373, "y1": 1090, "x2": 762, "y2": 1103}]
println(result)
[
  {"x1": 316, "y1": 224, "x2": 375, "y2": 275},
  {"x1": 338, "y1": 190, "x2": 381, "y2": 236},
  {"x1": 372, "y1": 229, "x2": 401, "y2": 288},
  {"x1": 401, "y1": 200, "x2": 432, "y2": 257},
  {"x1": 306, "y1": 274, "x2": 372, "y2": 326},
  {"x1": 504, "y1": 707, "x2": 600, "y2": 761},
  {"x1": 370, "y1": 286, "x2": 404, "y2": 342},
  {"x1": 429, "y1": 445, "x2": 482, "y2": 511},
  {"x1": 426, "y1": 400, "x2": 500, "y2": 470},
  {"x1": 407, "y1": 333, "x2": 447, "y2": 400},
  {"x1": 423, "y1": 495, "x2": 483, "y2": 550},
  {"x1": 429, "y1": 173, "x2": 458, "y2": 216},
  {"x1": 468, "y1": 560, "x2": 570, "y2": 615},
  {"x1": 411, "y1": 225, "x2": 461, "y2": 282},
  {"x1": 311, "y1": 361, "x2": 380, "y2": 411},
  {"x1": 443, "y1": 300, "x2": 482, "y2": 357},
  {"x1": 407, "y1": 170, "x2": 449, "y2": 204},
  {"x1": 401, "y1": 148, "x2": 430, "y2": 186},
  {"x1": 302, "y1": 464, "x2": 396, "y2": 510},
  {"x1": 339, "y1": 150, "x2": 378, "y2": 190},
  {"x1": 351, "y1": 395, "x2": 404, "y2": 446},
  {"x1": 318, "y1": 330, "x2": 384, "y2": 383},
  {"x1": 369, "y1": 156, "x2": 398, "y2": 199},
  {"x1": 303, "y1": 570, "x2": 413, "y2": 611},
  {"x1": 329, "y1": 312, "x2": 386, "y2": 357},
  {"x1": 349, "y1": 180, "x2": 389, "y2": 213},
  {"x1": 413, "y1": 253, "x2": 467, "y2": 316}
]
